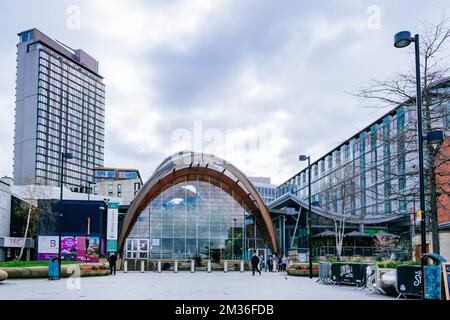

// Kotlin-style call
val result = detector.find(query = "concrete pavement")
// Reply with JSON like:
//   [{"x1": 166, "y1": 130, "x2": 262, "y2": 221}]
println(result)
[{"x1": 0, "y1": 271, "x2": 394, "y2": 300}]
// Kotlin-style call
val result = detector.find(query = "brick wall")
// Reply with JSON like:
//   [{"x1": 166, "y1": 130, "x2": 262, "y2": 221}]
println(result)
[{"x1": 436, "y1": 137, "x2": 450, "y2": 225}]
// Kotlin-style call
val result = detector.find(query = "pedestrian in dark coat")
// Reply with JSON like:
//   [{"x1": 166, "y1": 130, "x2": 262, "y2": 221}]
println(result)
[
  {"x1": 251, "y1": 251, "x2": 261, "y2": 276},
  {"x1": 108, "y1": 252, "x2": 117, "y2": 275},
  {"x1": 268, "y1": 255, "x2": 273, "y2": 272}
]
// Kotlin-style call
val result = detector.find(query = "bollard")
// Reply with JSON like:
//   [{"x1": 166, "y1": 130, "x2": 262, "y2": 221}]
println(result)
[
  {"x1": 207, "y1": 260, "x2": 211, "y2": 273},
  {"x1": 174, "y1": 260, "x2": 178, "y2": 273},
  {"x1": 224, "y1": 260, "x2": 228, "y2": 273},
  {"x1": 191, "y1": 260, "x2": 195, "y2": 273},
  {"x1": 157, "y1": 260, "x2": 161, "y2": 273},
  {"x1": 240, "y1": 260, "x2": 244, "y2": 273},
  {"x1": 140, "y1": 260, "x2": 145, "y2": 273},
  {"x1": 123, "y1": 260, "x2": 128, "y2": 273},
  {"x1": 273, "y1": 260, "x2": 277, "y2": 272}
]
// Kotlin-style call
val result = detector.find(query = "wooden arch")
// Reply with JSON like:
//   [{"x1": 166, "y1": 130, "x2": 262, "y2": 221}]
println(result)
[{"x1": 117, "y1": 152, "x2": 278, "y2": 255}]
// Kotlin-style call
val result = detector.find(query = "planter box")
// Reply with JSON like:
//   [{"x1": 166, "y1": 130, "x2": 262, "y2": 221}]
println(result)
[
  {"x1": 287, "y1": 269, "x2": 319, "y2": 277},
  {"x1": 0, "y1": 269, "x2": 7, "y2": 282},
  {"x1": 0, "y1": 264, "x2": 109, "y2": 279}
]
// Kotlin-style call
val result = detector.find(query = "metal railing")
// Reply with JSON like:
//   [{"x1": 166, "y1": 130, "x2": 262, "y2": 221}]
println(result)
[{"x1": 312, "y1": 246, "x2": 374, "y2": 257}]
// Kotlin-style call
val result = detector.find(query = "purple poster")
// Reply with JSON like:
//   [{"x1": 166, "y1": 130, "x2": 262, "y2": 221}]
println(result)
[
  {"x1": 76, "y1": 236, "x2": 87, "y2": 262},
  {"x1": 61, "y1": 236, "x2": 77, "y2": 261},
  {"x1": 101, "y1": 238, "x2": 105, "y2": 256}
]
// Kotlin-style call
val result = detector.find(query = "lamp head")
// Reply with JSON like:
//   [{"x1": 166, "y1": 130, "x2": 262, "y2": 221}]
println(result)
[
  {"x1": 424, "y1": 130, "x2": 445, "y2": 144},
  {"x1": 63, "y1": 152, "x2": 74, "y2": 159},
  {"x1": 394, "y1": 31, "x2": 413, "y2": 48},
  {"x1": 299, "y1": 155, "x2": 309, "y2": 161}
]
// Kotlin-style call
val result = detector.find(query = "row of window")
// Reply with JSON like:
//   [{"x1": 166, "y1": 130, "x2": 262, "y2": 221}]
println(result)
[
  {"x1": 284, "y1": 108, "x2": 411, "y2": 187},
  {"x1": 39, "y1": 48, "x2": 105, "y2": 93},
  {"x1": 37, "y1": 81, "x2": 105, "y2": 123},
  {"x1": 39, "y1": 61, "x2": 104, "y2": 102}
]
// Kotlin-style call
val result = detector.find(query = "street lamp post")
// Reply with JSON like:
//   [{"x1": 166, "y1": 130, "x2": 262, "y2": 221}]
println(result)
[
  {"x1": 299, "y1": 155, "x2": 313, "y2": 279},
  {"x1": 58, "y1": 151, "x2": 73, "y2": 279},
  {"x1": 394, "y1": 31, "x2": 427, "y2": 299}
]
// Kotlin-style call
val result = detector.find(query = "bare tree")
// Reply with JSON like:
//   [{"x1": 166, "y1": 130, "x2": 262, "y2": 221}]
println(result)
[
  {"x1": 354, "y1": 13, "x2": 450, "y2": 254},
  {"x1": 328, "y1": 160, "x2": 357, "y2": 260},
  {"x1": 16, "y1": 184, "x2": 40, "y2": 260},
  {"x1": 15, "y1": 178, "x2": 54, "y2": 260}
]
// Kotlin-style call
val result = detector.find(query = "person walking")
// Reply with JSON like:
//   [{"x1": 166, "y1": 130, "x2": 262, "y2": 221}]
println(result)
[
  {"x1": 268, "y1": 255, "x2": 273, "y2": 272},
  {"x1": 281, "y1": 255, "x2": 288, "y2": 273},
  {"x1": 107, "y1": 252, "x2": 117, "y2": 275},
  {"x1": 278, "y1": 255, "x2": 283, "y2": 272},
  {"x1": 251, "y1": 251, "x2": 261, "y2": 276}
]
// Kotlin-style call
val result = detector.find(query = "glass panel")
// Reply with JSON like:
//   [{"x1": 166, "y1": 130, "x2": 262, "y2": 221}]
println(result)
[{"x1": 126, "y1": 179, "x2": 264, "y2": 260}]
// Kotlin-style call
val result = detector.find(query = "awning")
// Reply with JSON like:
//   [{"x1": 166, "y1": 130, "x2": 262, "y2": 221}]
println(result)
[
  {"x1": 373, "y1": 232, "x2": 400, "y2": 239},
  {"x1": 311, "y1": 230, "x2": 337, "y2": 238},
  {"x1": 344, "y1": 231, "x2": 372, "y2": 237}
]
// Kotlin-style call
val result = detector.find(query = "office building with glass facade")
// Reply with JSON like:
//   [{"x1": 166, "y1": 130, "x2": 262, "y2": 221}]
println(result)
[
  {"x1": 249, "y1": 177, "x2": 277, "y2": 205},
  {"x1": 275, "y1": 79, "x2": 450, "y2": 257},
  {"x1": 13, "y1": 29, "x2": 105, "y2": 191}
]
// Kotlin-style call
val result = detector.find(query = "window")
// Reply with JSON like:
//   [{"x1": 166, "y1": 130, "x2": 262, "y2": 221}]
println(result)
[
  {"x1": 108, "y1": 184, "x2": 113, "y2": 196},
  {"x1": 134, "y1": 182, "x2": 141, "y2": 196},
  {"x1": 117, "y1": 184, "x2": 122, "y2": 197},
  {"x1": 29, "y1": 43, "x2": 41, "y2": 52},
  {"x1": 20, "y1": 31, "x2": 32, "y2": 43}
]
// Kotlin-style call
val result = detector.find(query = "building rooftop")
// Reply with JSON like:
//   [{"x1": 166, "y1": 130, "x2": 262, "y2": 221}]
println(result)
[{"x1": 18, "y1": 28, "x2": 102, "y2": 77}]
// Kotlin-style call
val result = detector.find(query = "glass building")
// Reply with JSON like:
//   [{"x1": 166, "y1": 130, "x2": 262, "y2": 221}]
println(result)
[
  {"x1": 127, "y1": 180, "x2": 265, "y2": 260},
  {"x1": 278, "y1": 79, "x2": 450, "y2": 221},
  {"x1": 120, "y1": 152, "x2": 277, "y2": 261}
]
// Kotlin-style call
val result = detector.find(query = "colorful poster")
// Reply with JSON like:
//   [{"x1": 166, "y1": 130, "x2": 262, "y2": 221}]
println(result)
[
  {"x1": 101, "y1": 238, "x2": 105, "y2": 256},
  {"x1": 76, "y1": 236, "x2": 87, "y2": 262},
  {"x1": 86, "y1": 236, "x2": 100, "y2": 262},
  {"x1": 37, "y1": 236, "x2": 59, "y2": 260},
  {"x1": 425, "y1": 265, "x2": 441, "y2": 300},
  {"x1": 61, "y1": 236, "x2": 77, "y2": 261}
]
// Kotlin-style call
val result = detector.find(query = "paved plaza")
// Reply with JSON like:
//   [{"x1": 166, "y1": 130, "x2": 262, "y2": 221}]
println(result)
[{"x1": 0, "y1": 271, "x2": 394, "y2": 300}]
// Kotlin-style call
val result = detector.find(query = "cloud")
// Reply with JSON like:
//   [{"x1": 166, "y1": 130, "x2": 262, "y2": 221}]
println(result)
[{"x1": 0, "y1": 0, "x2": 449, "y2": 185}]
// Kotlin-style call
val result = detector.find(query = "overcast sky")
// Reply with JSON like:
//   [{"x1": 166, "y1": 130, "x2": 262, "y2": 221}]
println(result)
[{"x1": 0, "y1": 0, "x2": 449, "y2": 185}]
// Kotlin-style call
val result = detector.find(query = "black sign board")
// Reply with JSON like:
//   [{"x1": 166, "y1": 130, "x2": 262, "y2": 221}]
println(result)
[
  {"x1": 396, "y1": 265, "x2": 422, "y2": 297},
  {"x1": 331, "y1": 263, "x2": 369, "y2": 286},
  {"x1": 443, "y1": 263, "x2": 450, "y2": 300}
]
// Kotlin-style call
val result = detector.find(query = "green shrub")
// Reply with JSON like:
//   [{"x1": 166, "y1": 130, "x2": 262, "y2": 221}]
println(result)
[{"x1": 0, "y1": 260, "x2": 80, "y2": 268}]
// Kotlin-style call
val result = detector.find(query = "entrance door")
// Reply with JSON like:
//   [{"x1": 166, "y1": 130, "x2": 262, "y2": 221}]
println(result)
[
  {"x1": 125, "y1": 239, "x2": 149, "y2": 259},
  {"x1": 256, "y1": 248, "x2": 267, "y2": 270}
]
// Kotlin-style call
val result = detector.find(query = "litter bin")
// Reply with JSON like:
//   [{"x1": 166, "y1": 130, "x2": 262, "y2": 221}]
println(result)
[
  {"x1": 48, "y1": 256, "x2": 60, "y2": 280},
  {"x1": 422, "y1": 253, "x2": 447, "y2": 300}
]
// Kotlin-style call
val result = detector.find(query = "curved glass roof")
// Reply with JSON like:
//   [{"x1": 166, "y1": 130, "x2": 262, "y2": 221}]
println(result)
[{"x1": 147, "y1": 151, "x2": 255, "y2": 201}]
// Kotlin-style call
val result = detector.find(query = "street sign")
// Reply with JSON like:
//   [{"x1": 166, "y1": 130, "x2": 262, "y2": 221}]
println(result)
[
  {"x1": 4, "y1": 237, "x2": 25, "y2": 248},
  {"x1": 331, "y1": 263, "x2": 369, "y2": 287},
  {"x1": 396, "y1": 265, "x2": 422, "y2": 298},
  {"x1": 106, "y1": 202, "x2": 119, "y2": 252},
  {"x1": 417, "y1": 210, "x2": 422, "y2": 218}
]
